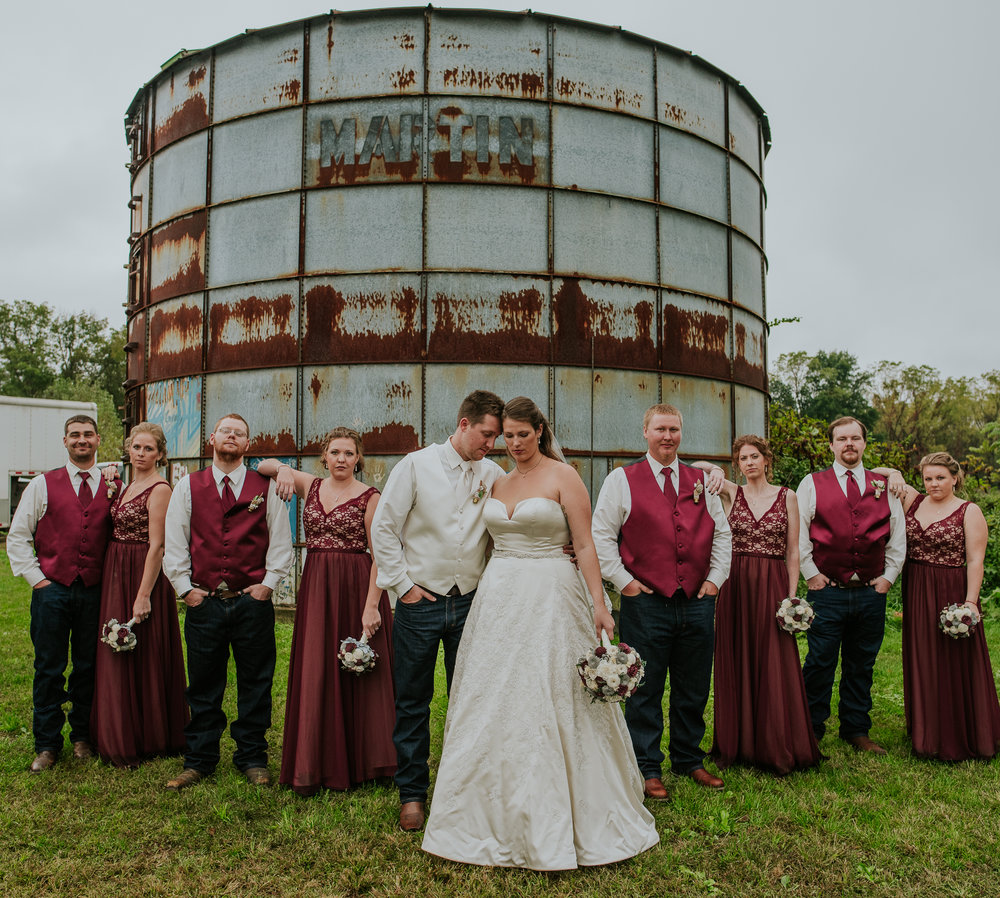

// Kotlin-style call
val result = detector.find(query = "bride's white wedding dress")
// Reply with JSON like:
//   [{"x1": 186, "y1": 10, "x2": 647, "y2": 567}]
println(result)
[{"x1": 421, "y1": 497, "x2": 659, "y2": 870}]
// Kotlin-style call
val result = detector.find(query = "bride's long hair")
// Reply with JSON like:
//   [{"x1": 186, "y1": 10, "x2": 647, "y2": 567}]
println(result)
[{"x1": 502, "y1": 397, "x2": 565, "y2": 463}]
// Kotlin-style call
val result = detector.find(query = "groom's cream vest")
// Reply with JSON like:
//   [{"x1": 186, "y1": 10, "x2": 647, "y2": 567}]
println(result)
[{"x1": 372, "y1": 443, "x2": 504, "y2": 601}]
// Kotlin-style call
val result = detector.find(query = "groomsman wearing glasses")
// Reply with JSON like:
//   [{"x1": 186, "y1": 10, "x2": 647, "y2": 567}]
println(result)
[
  {"x1": 797, "y1": 416, "x2": 905, "y2": 754},
  {"x1": 8, "y1": 415, "x2": 121, "y2": 773},
  {"x1": 593, "y1": 403, "x2": 731, "y2": 800},
  {"x1": 162, "y1": 414, "x2": 293, "y2": 790}
]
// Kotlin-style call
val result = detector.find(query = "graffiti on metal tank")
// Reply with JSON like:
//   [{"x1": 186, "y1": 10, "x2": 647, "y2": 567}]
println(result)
[{"x1": 319, "y1": 112, "x2": 534, "y2": 167}]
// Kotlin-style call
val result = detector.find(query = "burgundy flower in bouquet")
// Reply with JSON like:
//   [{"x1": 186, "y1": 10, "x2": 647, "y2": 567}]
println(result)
[
  {"x1": 100, "y1": 618, "x2": 137, "y2": 653},
  {"x1": 576, "y1": 630, "x2": 645, "y2": 704},
  {"x1": 338, "y1": 633, "x2": 378, "y2": 674}
]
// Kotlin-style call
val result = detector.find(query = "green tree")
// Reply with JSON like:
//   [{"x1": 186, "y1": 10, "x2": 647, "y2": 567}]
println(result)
[
  {"x1": 0, "y1": 300, "x2": 57, "y2": 395},
  {"x1": 42, "y1": 378, "x2": 124, "y2": 464},
  {"x1": 770, "y1": 350, "x2": 877, "y2": 429}
]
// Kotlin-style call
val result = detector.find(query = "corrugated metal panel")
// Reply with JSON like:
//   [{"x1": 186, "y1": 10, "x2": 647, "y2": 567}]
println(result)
[
  {"x1": 304, "y1": 186, "x2": 423, "y2": 273},
  {"x1": 554, "y1": 366, "x2": 658, "y2": 454},
  {"x1": 427, "y1": 13, "x2": 547, "y2": 99},
  {"x1": 150, "y1": 131, "x2": 208, "y2": 227},
  {"x1": 153, "y1": 54, "x2": 211, "y2": 151},
  {"x1": 126, "y1": 311, "x2": 145, "y2": 384},
  {"x1": 146, "y1": 376, "x2": 203, "y2": 458},
  {"x1": 426, "y1": 185, "x2": 548, "y2": 273},
  {"x1": 428, "y1": 273, "x2": 549, "y2": 363},
  {"x1": 658, "y1": 127, "x2": 727, "y2": 223},
  {"x1": 207, "y1": 282, "x2": 298, "y2": 371},
  {"x1": 130, "y1": 161, "x2": 150, "y2": 236},
  {"x1": 310, "y1": 13, "x2": 424, "y2": 100},
  {"x1": 657, "y1": 52, "x2": 725, "y2": 147},
  {"x1": 554, "y1": 193, "x2": 657, "y2": 283},
  {"x1": 729, "y1": 160, "x2": 762, "y2": 244},
  {"x1": 551, "y1": 23, "x2": 652, "y2": 116},
  {"x1": 301, "y1": 365, "x2": 422, "y2": 453},
  {"x1": 662, "y1": 292, "x2": 730, "y2": 380},
  {"x1": 551, "y1": 107, "x2": 653, "y2": 200},
  {"x1": 149, "y1": 212, "x2": 206, "y2": 303},
  {"x1": 552, "y1": 279, "x2": 656, "y2": 369},
  {"x1": 734, "y1": 384, "x2": 767, "y2": 439},
  {"x1": 731, "y1": 232, "x2": 764, "y2": 315},
  {"x1": 147, "y1": 295, "x2": 203, "y2": 380},
  {"x1": 207, "y1": 194, "x2": 300, "y2": 287},
  {"x1": 732, "y1": 308, "x2": 766, "y2": 390},
  {"x1": 659, "y1": 209, "x2": 728, "y2": 300},
  {"x1": 728, "y1": 88, "x2": 762, "y2": 176},
  {"x1": 212, "y1": 26, "x2": 304, "y2": 122},
  {"x1": 211, "y1": 109, "x2": 303, "y2": 203},
  {"x1": 303, "y1": 274, "x2": 422, "y2": 363},
  {"x1": 204, "y1": 368, "x2": 297, "y2": 455},
  {"x1": 661, "y1": 376, "x2": 731, "y2": 457},
  {"x1": 248, "y1": 455, "x2": 298, "y2": 544}
]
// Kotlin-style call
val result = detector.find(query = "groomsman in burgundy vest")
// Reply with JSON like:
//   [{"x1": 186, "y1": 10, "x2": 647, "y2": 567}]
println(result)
[
  {"x1": 797, "y1": 416, "x2": 905, "y2": 754},
  {"x1": 8, "y1": 415, "x2": 121, "y2": 772},
  {"x1": 162, "y1": 413, "x2": 292, "y2": 790},
  {"x1": 593, "y1": 403, "x2": 731, "y2": 799}
]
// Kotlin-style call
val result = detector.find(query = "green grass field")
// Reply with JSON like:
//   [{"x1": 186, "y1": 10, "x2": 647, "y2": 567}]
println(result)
[{"x1": 2, "y1": 545, "x2": 1000, "y2": 897}]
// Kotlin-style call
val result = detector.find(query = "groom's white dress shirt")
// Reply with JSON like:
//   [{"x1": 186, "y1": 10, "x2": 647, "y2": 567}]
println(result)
[{"x1": 371, "y1": 439, "x2": 505, "y2": 602}]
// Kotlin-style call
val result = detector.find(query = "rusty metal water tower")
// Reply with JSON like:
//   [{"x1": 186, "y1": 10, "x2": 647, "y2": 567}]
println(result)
[{"x1": 123, "y1": 6, "x2": 770, "y2": 511}]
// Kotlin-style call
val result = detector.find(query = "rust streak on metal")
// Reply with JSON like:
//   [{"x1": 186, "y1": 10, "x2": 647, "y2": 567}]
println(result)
[
  {"x1": 554, "y1": 77, "x2": 642, "y2": 111},
  {"x1": 302, "y1": 284, "x2": 421, "y2": 362},
  {"x1": 277, "y1": 79, "x2": 301, "y2": 102},
  {"x1": 429, "y1": 288, "x2": 546, "y2": 361},
  {"x1": 662, "y1": 303, "x2": 729, "y2": 379},
  {"x1": 251, "y1": 429, "x2": 296, "y2": 455},
  {"x1": 732, "y1": 321, "x2": 765, "y2": 388},
  {"x1": 441, "y1": 66, "x2": 544, "y2": 98},
  {"x1": 553, "y1": 280, "x2": 655, "y2": 368},
  {"x1": 280, "y1": 48, "x2": 300, "y2": 64},
  {"x1": 390, "y1": 69, "x2": 417, "y2": 90},
  {"x1": 150, "y1": 213, "x2": 206, "y2": 302},
  {"x1": 148, "y1": 303, "x2": 202, "y2": 379},
  {"x1": 187, "y1": 66, "x2": 206, "y2": 88},
  {"x1": 154, "y1": 94, "x2": 209, "y2": 150},
  {"x1": 326, "y1": 22, "x2": 335, "y2": 59},
  {"x1": 208, "y1": 293, "x2": 297, "y2": 370},
  {"x1": 396, "y1": 32, "x2": 416, "y2": 51}
]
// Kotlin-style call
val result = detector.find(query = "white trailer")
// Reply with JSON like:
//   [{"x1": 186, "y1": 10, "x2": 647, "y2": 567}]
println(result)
[{"x1": 2, "y1": 395, "x2": 99, "y2": 528}]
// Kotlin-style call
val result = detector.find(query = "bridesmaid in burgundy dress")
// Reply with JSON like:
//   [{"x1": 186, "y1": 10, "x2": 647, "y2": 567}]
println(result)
[
  {"x1": 258, "y1": 427, "x2": 396, "y2": 794},
  {"x1": 697, "y1": 436, "x2": 820, "y2": 774},
  {"x1": 91, "y1": 422, "x2": 187, "y2": 767},
  {"x1": 889, "y1": 452, "x2": 999, "y2": 760}
]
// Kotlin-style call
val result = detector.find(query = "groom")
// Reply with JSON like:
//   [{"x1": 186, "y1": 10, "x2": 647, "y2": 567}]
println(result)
[
  {"x1": 371, "y1": 390, "x2": 505, "y2": 832},
  {"x1": 592, "y1": 403, "x2": 731, "y2": 798}
]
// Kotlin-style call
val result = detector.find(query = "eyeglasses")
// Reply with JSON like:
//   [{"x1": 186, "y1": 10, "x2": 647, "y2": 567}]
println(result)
[{"x1": 216, "y1": 427, "x2": 248, "y2": 438}]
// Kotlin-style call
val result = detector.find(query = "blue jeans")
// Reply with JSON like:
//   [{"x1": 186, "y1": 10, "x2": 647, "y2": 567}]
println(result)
[
  {"x1": 29, "y1": 579, "x2": 101, "y2": 752},
  {"x1": 182, "y1": 592, "x2": 276, "y2": 773},
  {"x1": 801, "y1": 584, "x2": 886, "y2": 740},
  {"x1": 392, "y1": 589, "x2": 474, "y2": 803},
  {"x1": 620, "y1": 589, "x2": 716, "y2": 777}
]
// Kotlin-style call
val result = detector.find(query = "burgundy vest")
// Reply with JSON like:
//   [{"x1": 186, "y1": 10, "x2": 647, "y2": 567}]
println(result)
[
  {"x1": 189, "y1": 467, "x2": 272, "y2": 591},
  {"x1": 34, "y1": 467, "x2": 117, "y2": 587},
  {"x1": 620, "y1": 459, "x2": 716, "y2": 599},
  {"x1": 809, "y1": 467, "x2": 891, "y2": 583}
]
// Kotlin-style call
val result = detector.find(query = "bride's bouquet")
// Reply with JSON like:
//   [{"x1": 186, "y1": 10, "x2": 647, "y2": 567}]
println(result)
[
  {"x1": 101, "y1": 617, "x2": 137, "y2": 653},
  {"x1": 338, "y1": 633, "x2": 378, "y2": 674},
  {"x1": 577, "y1": 630, "x2": 645, "y2": 703},
  {"x1": 939, "y1": 603, "x2": 980, "y2": 639},
  {"x1": 776, "y1": 597, "x2": 815, "y2": 633}
]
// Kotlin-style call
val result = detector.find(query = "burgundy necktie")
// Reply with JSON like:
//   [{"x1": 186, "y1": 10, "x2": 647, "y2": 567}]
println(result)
[
  {"x1": 662, "y1": 467, "x2": 677, "y2": 505},
  {"x1": 845, "y1": 470, "x2": 861, "y2": 507},
  {"x1": 78, "y1": 471, "x2": 93, "y2": 508},
  {"x1": 221, "y1": 475, "x2": 236, "y2": 512}
]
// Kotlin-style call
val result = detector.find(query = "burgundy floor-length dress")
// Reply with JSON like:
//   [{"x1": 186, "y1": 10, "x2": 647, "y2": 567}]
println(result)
[
  {"x1": 903, "y1": 496, "x2": 1000, "y2": 761},
  {"x1": 711, "y1": 487, "x2": 821, "y2": 774},
  {"x1": 91, "y1": 482, "x2": 187, "y2": 767},
  {"x1": 280, "y1": 481, "x2": 396, "y2": 795}
]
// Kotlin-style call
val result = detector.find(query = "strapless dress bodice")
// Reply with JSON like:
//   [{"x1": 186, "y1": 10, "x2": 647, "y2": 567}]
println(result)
[{"x1": 484, "y1": 497, "x2": 570, "y2": 557}]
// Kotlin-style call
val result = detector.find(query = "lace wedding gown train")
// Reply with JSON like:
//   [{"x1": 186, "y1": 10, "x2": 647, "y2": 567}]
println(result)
[{"x1": 422, "y1": 497, "x2": 658, "y2": 870}]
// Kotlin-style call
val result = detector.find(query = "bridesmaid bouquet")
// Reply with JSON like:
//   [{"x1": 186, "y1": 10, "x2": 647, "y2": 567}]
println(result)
[
  {"x1": 100, "y1": 617, "x2": 137, "y2": 653},
  {"x1": 338, "y1": 634, "x2": 378, "y2": 674},
  {"x1": 577, "y1": 630, "x2": 645, "y2": 703},
  {"x1": 776, "y1": 597, "x2": 815, "y2": 633},
  {"x1": 939, "y1": 603, "x2": 980, "y2": 639}
]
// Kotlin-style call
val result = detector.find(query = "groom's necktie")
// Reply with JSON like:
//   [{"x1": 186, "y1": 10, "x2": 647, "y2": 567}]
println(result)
[
  {"x1": 78, "y1": 471, "x2": 93, "y2": 508},
  {"x1": 221, "y1": 475, "x2": 236, "y2": 512},
  {"x1": 456, "y1": 463, "x2": 473, "y2": 505},
  {"x1": 662, "y1": 466, "x2": 677, "y2": 505},
  {"x1": 845, "y1": 469, "x2": 861, "y2": 507}
]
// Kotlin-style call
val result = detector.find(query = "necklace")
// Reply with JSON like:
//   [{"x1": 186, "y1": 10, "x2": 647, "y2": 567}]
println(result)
[{"x1": 516, "y1": 457, "x2": 544, "y2": 477}]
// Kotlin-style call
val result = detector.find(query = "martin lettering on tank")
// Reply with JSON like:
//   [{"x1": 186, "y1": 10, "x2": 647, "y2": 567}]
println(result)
[{"x1": 319, "y1": 112, "x2": 534, "y2": 167}]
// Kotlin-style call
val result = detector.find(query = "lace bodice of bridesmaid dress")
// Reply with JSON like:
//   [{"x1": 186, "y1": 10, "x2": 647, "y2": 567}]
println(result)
[
  {"x1": 905, "y1": 495, "x2": 968, "y2": 567},
  {"x1": 728, "y1": 486, "x2": 788, "y2": 558},
  {"x1": 302, "y1": 479, "x2": 377, "y2": 550},
  {"x1": 111, "y1": 483, "x2": 167, "y2": 543}
]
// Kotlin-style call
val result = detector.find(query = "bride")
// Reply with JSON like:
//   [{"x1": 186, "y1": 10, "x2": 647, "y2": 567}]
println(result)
[{"x1": 421, "y1": 397, "x2": 659, "y2": 870}]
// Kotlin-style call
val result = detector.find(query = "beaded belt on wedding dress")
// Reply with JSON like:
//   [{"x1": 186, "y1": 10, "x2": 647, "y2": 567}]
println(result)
[{"x1": 491, "y1": 548, "x2": 568, "y2": 560}]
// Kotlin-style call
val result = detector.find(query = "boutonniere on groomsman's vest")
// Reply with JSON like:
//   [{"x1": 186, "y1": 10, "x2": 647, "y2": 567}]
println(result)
[
  {"x1": 692, "y1": 481, "x2": 704, "y2": 504},
  {"x1": 871, "y1": 479, "x2": 886, "y2": 499},
  {"x1": 472, "y1": 480, "x2": 486, "y2": 504},
  {"x1": 248, "y1": 493, "x2": 264, "y2": 512}
]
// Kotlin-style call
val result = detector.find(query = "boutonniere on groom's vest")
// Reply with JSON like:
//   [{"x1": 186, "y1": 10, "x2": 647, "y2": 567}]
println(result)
[
  {"x1": 248, "y1": 493, "x2": 264, "y2": 512},
  {"x1": 871, "y1": 479, "x2": 885, "y2": 500},
  {"x1": 472, "y1": 480, "x2": 486, "y2": 504},
  {"x1": 692, "y1": 481, "x2": 704, "y2": 504}
]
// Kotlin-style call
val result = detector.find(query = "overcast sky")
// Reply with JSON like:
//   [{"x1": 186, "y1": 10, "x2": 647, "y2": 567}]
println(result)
[{"x1": 3, "y1": 0, "x2": 995, "y2": 381}]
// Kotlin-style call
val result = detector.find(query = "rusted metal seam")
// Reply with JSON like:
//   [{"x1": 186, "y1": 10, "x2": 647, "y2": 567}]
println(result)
[
  {"x1": 546, "y1": 20, "x2": 556, "y2": 431},
  {"x1": 723, "y1": 81, "x2": 736, "y2": 446},
  {"x1": 420, "y1": 7, "x2": 432, "y2": 446},
  {"x1": 652, "y1": 44, "x2": 662, "y2": 405}
]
